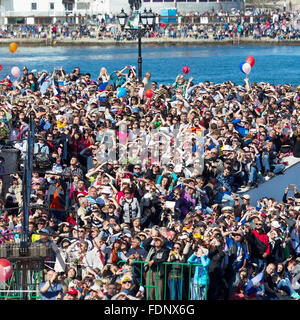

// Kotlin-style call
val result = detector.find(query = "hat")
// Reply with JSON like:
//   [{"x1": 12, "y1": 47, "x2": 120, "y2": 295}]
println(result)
[
  {"x1": 61, "y1": 238, "x2": 71, "y2": 245},
  {"x1": 138, "y1": 232, "x2": 147, "y2": 238},
  {"x1": 101, "y1": 186, "x2": 112, "y2": 194},
  {"x1": 243, "y1": 147, "x2": 250, "y2": 152},
  {"x1": 193, "y1": 233, "x2": 202, "y2": 239},
  {"x1": 198, "y1": 221, "x2": 207, "y2": 228},
  {"x1": 90, "y1": 284, "x2": 101, "y2": 292},
  {"x1": 39, "y1": 228, "x2": 50, "y2": 235},
  {"x1": 77, "y1": 193, "x2": 85, "y2": 199},
  {"x1": 221, "y1": 206, "x2": 234, "y2": 213},
  {"x1": 123, "y1": 232, "x2": 132, "y2": 238},
  {"x1": 179, "y1": 233, "x2": 190, "y2": 240},
  {"x1": 67, "y1": 288, "x2": 78, "y2": 295},
  {"x1": 242, "y1": 194, "x2": 251, "y2": 200},
  {"x1": 222, "y1": 145, "x2": 233, "y2": 151},
  {"x1": 152, "y1": 236, "x2": 165, "y2": 245},
  {"x1": 121, "y1": 275, "x2": 132, "y2": 283},
  {"x1": 232, "y1": 230, "x2": 244, "y2": 237},
  {"x1": 271, "y1": 220, "x2": 281, "y2": 229}
]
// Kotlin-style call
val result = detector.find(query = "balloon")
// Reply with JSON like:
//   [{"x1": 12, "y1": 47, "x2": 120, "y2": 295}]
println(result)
[
  {"x1": 182, "y1": 65, "x2": 190, "y2": 74},
  {"x1": 145, "y1": 89, "x2": 153, "y2": 99},
  {"x1": 138, "y1": 87, "x2": 144, "y2": 99},
  {"x1": 246, "y1": 56, "x2": 255, "y2": 67},
  {"x1": 239, "y1": 62, "x2": 246, "y2": 73},
  {"x1": 0, "y1": 65, "x2": 2, "y2": 71},
  {"x1": 9, "y1": 42, "x2": 18, "y2": 53},
  {"x1": 11, "y1": 66, "x2": 20, "y2": 78},
  {"x1": 116, "y1": 87, "x2": 127, "y2": 98},
  {"x1": 242, "y1": 62, "x2": 252, "y2": 75},
  {"x1": 0, "y1": 259, "x2": 13, "y2": 282}
]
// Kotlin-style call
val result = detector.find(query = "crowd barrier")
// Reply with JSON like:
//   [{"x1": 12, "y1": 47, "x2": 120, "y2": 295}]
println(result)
[
  {"x1": 0, "y1": 259, "x2": 209, "y2": 300},
  {"x1": 117, "y1": 260, "x2": 209, "y2": 301}
]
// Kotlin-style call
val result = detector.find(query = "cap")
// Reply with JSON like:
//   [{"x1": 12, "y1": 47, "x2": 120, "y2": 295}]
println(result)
[
  {"x1": 39, "y1": 228, "x2": 50, "y2": 235},
  {"x1": 232, "y1": 230, "x2": 244, "y2": 237},
  {"x1": 152, "y1": 236, "x2": 165, "y2": 244},
  {"x1": 121, "y1": 275, "x2": 132, "y2": 283},
  {"x1": 242, "y1": 194, "x2": 251, "y2": 200},
  {"x1": 221, "y1": 206, "x2": 234, "y2": 213},
  {"x1": 123, "y1": 232, "x2": 132, "y2": 238},
  {"x1": 90, "y1": 284, "x2": 101, "y2": 292},
  {"x1": 61, "y1": 238, "x2": 71, "y2": 245},
  {"x1": 271, "y1": 220, "x2": 281, "y2": 229},
  {"x1": 222, "y1": 145, "x2": 233, "y2": 151},
  {"x1": 67, "y1": 288, "x2": 78, "y2": 295}
]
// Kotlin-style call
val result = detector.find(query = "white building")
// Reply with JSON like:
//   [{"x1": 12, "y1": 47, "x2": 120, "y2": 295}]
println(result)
[
  {"x1": 0, "y1": 0, "x2": 112, "y2": 24},
  {"x1": 0, "y1": 0, "x2": 244, "y2": 24}
]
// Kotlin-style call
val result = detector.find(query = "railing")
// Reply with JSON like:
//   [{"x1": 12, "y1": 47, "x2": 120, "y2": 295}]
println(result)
[
  {"x1": 117, "y1": 260, "x2": 209, "y2": 300},
  {"x1": 0, "y1": 260, "x2": 44, "y2": 300}
]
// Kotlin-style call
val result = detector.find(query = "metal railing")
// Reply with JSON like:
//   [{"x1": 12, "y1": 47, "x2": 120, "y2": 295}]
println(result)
[
  {"x1": 117, "y1": 260, "x2": 209, "y2": 300},
  {"x1": 0, "y1": 260, "x2": 44, "y2": 300}
]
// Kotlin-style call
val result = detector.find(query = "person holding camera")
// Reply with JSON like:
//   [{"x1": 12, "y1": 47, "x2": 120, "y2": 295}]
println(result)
[
  {"x1": 187, "y1": 240, "x2": 210, "y2": 300},
  {"x1": 223, "y1": 229, "x2": 249, "y2": 299},
  {"x1": 39, "y1": 270, "x2": 68, "y2": 300}
]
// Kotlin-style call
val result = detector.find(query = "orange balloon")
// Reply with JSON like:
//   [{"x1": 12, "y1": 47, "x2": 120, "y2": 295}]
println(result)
[{"x1": 9, "y1": 42, "x2": 18, "y2": 53}]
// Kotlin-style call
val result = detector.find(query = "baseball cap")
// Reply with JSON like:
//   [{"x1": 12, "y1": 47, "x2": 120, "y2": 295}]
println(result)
[
  {"x1": 121, "y1": 275, "x2": 132, "y2": 283},
  {"x1": 67, "y1": 288, "x2": 78, "y2": 295},
  {"x1": 271, "y1": 220, "x2": 281, "y2": 229},
  {"x1": 39, "y1": 228, "x2": 50, "y2": 235},
  {"x1": 90, "y1": 284, "x2": 101, "y2": 292}
]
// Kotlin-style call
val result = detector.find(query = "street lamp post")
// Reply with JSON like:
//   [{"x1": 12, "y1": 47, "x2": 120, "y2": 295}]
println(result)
[{"x1": 117, "y1": 8, "x2": 155, "y2": 82}]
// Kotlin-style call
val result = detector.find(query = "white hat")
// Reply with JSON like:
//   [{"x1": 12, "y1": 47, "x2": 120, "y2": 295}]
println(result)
[
  {"x1": 90, "y1": 284, "x2": 101, "y2": 291},
  {"x1": 223, "y1": 145, "x2": 233, "y2": 151},
  {"x1": 271, "y1": 220, "x2": 281, "y2": 229},
  {"x1": 221, "y1": 206, "x2": 234, "y2": 213},
  {"x1": 242, "y1": 194, "x2": 251, "y2": 200}
]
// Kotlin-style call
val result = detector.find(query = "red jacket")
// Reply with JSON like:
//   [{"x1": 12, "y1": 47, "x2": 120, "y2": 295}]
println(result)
[{"x1": 252, "y1": 229, "x2": 270, "y2": 255}]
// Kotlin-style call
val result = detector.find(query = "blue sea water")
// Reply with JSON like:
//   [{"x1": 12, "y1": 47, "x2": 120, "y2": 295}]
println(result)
[{"x1": 0, "y1": 44, "x2": 300, "y2": 85}]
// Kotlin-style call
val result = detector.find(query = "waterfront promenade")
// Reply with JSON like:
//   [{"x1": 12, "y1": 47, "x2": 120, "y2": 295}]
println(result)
[{"x1": 1, "y1": 37, "x2": 300, "y2": 47}]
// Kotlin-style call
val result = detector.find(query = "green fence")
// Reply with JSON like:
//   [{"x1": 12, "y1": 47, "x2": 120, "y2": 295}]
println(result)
[
  {"x1": 0, "y1": 261, "x2": 44, "y2": 300},
  {"x1": 0, "y1": 259, "x2": 208, "y2": 300},
  {"x1": 118, "y1": 260, "x2": 209, "y2": 300}
]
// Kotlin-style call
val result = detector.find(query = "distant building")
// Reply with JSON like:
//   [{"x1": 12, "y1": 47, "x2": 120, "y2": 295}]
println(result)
[{"x1": 0, "y1": 0, "x2": 244, "y2": 24}]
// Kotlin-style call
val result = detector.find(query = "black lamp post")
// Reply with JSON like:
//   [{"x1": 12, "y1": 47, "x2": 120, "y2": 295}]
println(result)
[{"x1": 117, "y1": 8, "x2": 155, "y2": 82}]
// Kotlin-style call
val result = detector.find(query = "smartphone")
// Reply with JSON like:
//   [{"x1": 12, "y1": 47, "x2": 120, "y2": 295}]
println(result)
[{"x1": 288, "y1": 184, "x2": 296, "y2": 191}]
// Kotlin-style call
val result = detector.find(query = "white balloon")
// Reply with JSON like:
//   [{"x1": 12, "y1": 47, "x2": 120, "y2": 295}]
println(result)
[
  {"x1": 11, "y1": 66, "x2": 20, "y2": 78},
  {"x1": 242, "y1": 62, "x2": 252, "y2": 75}
]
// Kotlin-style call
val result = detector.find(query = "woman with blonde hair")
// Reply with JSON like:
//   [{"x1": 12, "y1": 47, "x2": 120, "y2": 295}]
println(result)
[{"x1": 98, "y1": 67, "x2": 110, "y2": 91}]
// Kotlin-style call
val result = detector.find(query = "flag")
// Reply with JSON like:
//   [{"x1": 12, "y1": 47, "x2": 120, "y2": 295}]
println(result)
[
  {"x1": 291, "y1": 227, "x2": 300, "y2": 255},
  {"x1": 245, "y1": 271, "x2": 264, "y2": 298},
  {"x1": 52, "y1": 78, "x2": 59, "y2": 96}
]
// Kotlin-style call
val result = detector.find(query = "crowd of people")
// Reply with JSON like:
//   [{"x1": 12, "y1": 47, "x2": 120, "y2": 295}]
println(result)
[
  {"x1": 2, "y1": 7, "x2": 300, "y2": 42},
  {"x1": 0, "y1": 61, "x2": 299, "y2": 301}
]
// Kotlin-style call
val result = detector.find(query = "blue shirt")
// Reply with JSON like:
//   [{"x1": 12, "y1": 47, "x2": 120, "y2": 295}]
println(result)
[
  {"x1": 39, "y1": 282, "x2": 63, "y2": 300},
  {"x1": 226, "y1": 237, "x2": 249, "y2": 271}
]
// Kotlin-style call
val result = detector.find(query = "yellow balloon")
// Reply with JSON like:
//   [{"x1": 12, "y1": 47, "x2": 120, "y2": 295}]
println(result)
[{"x1": 9, "y1": 42, "x2": 18, "y2": 53}]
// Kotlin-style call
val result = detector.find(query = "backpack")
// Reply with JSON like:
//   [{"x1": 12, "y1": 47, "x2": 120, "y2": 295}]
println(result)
[{"x1": 33, "y1": 145, "x2": 52, "y2": 170}]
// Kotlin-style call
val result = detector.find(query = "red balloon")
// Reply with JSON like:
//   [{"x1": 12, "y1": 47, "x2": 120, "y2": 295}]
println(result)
[
  {"x1": 182, "y1": 65, "x2": 190, "y2": 74},
  {"x1": 0, "y1": 65, "x2": 2, "y2": 71},
  {"x1": 0, "y1": 259, "x2": 12, "y2": 282},
  {"x1": 145, "y1": 89, "x2": 153, "y2": 99},
  {"x1": 246, "y1": 56, "x2": 255, "y2": 67}
]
